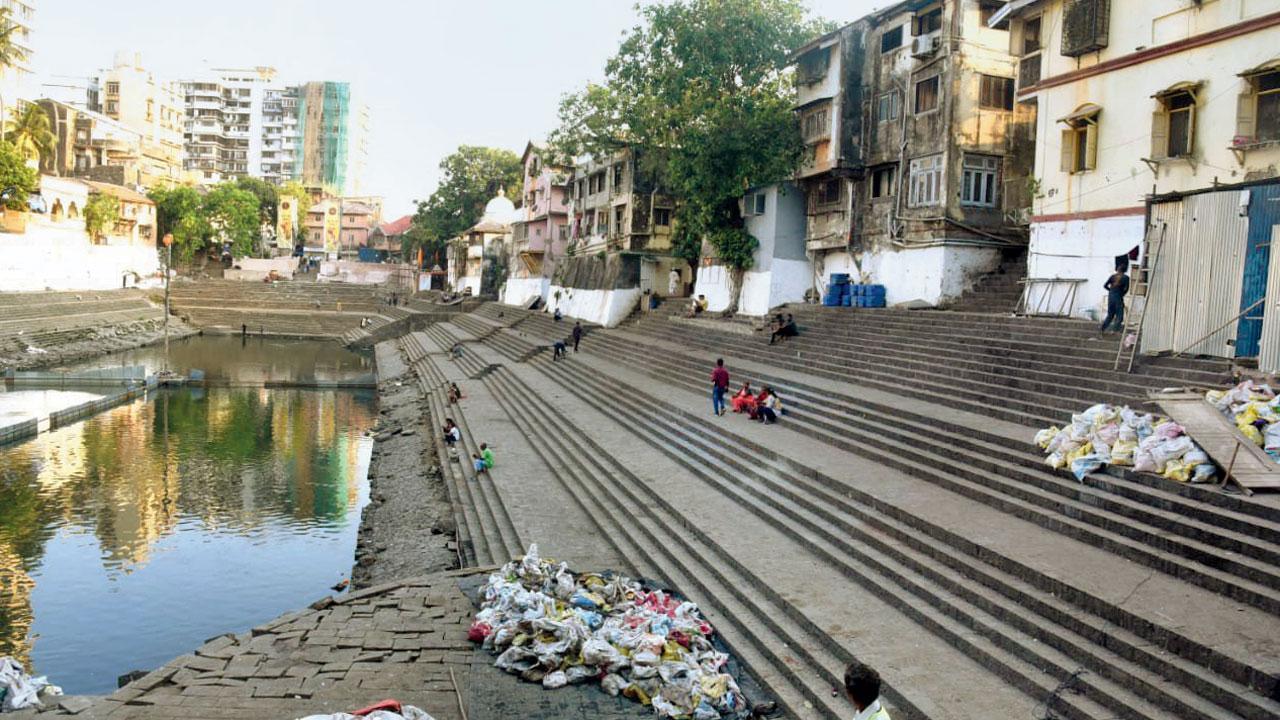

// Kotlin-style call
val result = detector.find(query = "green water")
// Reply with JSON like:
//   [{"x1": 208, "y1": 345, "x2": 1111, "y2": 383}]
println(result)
[{"x1": 0, "y1": 338, "x2": 377, "y2": 694}]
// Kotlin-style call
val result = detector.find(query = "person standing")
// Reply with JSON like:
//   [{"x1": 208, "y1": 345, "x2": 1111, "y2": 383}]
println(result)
[
  {"x1": 844, "y1": 662, "x2": 891, "y2": 720},
  {"x1": 668, "y1": 268, "x2": 681, "y2": 297},
  {"x1": 1099, "y1": 265, "x2": 1130, "y2": 334},
  {"x1": 571, "y1": 322, "x2": 583, "y2": 353},
  {"x1": 710, "y1": 358, "x2": 730, "y2": 416}
]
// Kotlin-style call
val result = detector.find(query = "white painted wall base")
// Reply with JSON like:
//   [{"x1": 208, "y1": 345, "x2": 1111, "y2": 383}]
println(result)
[
  {"x1": 814, "y1": 243, "x2": 1001, "y2": 307},
  {"x1": 1026, "y1": 216, "x2": 1144, "y2": 319},
  {"x1": 501, "y1": 277, "x2": 550, "y2": 307},
  {"x1": 693, "y1": 257, "x2": 813, "y2": 317},
  {"x1": 0, "y1": 229, "x2": 160, "y2": 292},
  {"x1": 546, "y1": 285, "x2": 641, "y2": 328}
]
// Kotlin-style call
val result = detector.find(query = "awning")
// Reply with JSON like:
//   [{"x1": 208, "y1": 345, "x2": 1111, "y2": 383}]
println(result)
[
  {"x1": 988, "y1": 0, "x2": 1042, "y2": 30},
  {"x1": 1057, "y1": 103, "x2": 1102, "y2": 125},
  {"x1": 1151, "y1": 81, "x2": 1203, "y2": 99},
  {"x1": 1238, "y1": 57, "x2": 1280, "y2": 77}
]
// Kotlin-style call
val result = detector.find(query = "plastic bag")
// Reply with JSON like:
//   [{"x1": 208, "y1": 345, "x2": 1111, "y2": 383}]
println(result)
[
  {"x1": 1110, "y1": 440, "x2": 1137, "y2": 466},
  {"x1": 1265, "y1": 423, "x2": 1280, "y2": 451},
  {"x1": 1034, "y1": 426, "x2": 1059, "y2": 449},
  {"x1": 1070, "y1": 454, "x2": 1106, "y2": 481}
]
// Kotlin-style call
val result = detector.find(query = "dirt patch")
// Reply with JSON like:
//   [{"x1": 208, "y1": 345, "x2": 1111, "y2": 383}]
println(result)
[
  {"x1": 351, "y1": 342, "x2": 456, "y2": 588},
  {"x1": 0, "y1": 319, "x2": 198, "y2": 371}
]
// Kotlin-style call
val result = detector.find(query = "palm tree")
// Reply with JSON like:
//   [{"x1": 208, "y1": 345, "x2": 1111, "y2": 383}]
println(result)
[
  {"x1": 5, "y1": 103, "x2": 52, "y2": 165},
  {"x1": 0, "y1": 8, "x2": 28, "y2": 134}
]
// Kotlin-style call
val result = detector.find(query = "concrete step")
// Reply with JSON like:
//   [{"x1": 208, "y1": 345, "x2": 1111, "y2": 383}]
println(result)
[{"x1": 500, "y1": 354, "x2": 1263, "y2": 719}]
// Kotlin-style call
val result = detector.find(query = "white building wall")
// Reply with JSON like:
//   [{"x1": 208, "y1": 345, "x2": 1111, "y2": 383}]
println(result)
[
  {"x1": 0, "y1": 228, "x2": 160, "y2": 292},
  {"x1": 1026, "y1": 214, "x2": 1145, "y2": 319},
  {"x1": 546, "y1": 285, "x2": 641, "y2": 328}
]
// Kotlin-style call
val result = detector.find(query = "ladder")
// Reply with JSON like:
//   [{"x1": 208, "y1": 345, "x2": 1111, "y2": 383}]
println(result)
[{"x1": 1114, "y1": 222, "x2": 1168, "y2": 373}]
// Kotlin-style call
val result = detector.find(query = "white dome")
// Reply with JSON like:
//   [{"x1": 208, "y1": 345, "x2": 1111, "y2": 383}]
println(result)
[{"x1": 481, "y1": 188, "x2": 518, "y2": 225}]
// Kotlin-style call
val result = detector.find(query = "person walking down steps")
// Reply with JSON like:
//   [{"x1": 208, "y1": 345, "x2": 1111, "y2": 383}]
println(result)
[
  {"x1": 844, "y1": 662, "x2": 891, "y2": 720},
  {"x1": 710, "y1": 358, "x2": 730, "y2": 416},
  {"x1": 1098, "y1": 264, "x2": 1130, "y2": 334},
  {"x1": 572, "y1": 321, "x2": 583, "y2": 353}
]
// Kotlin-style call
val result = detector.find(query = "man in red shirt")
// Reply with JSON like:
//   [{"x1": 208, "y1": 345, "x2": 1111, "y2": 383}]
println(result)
[{"x1": 710, "y1": 358, "x2": 730, "y2": 416}]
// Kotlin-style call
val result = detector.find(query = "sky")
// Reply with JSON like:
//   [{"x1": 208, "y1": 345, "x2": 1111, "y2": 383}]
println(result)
[{"x1": 36, "y1": 1, "x2": 883, "y2": 219}]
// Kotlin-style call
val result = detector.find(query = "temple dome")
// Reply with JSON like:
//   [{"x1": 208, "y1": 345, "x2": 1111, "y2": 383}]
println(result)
[{"x1": 480, "y1": 187, "x2": 517, "y2": 226}]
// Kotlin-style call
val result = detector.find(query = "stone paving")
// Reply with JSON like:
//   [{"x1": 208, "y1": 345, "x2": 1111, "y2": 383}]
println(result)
[{"x1": 20, "y1": 567, "x2": 651, "y2": 720}]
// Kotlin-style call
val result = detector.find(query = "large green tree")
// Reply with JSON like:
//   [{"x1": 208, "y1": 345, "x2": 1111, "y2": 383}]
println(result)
[
  {"x1": 5, "y1": 103, "x2": 53, "y2": 165},
  {"x1": 149, "y1": 185, "x2": 208, "y2": 261},
  {"x1": 551, "y1": 0, "x2": 823, "y2": 312},
  {"x1": 84, "y1": 193, "x2": 120, "y2": 241},
  {"x1": 202, "y1": 184, "x2": 260, "y2": 257},
  {"x1": 408, "y1": 145, "x2": 522, "y2": 254},
  {"x1": 0, "y1": 139, "x2": 37, "y2": 210},
  {"x1": 232, "y1": 176, "x2": 278, "y2": 226}
]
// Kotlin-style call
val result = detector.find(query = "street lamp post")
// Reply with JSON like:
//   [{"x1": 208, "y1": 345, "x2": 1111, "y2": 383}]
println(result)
[{"x1": 162, "y1": 233, "x2": 173, "y2": 370}]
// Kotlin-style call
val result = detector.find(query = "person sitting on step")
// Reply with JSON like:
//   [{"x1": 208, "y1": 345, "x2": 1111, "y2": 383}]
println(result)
[
  {"x1": 450, "y1": 343, "x2": 464, "y2": 360},
  {"x1": 748, "y1": 386, "x2": 772, "y2": 420},
  {"x1": 756, "y1": 387, "x2": 783, "y2": 425},
  {"x1": 447, "y1": 382, "x2": 463, "y2": 404},
  {"x1": 844, "y1": 662, "x2": 891, "y2": 720},
  {"x1": 472, "y1": 443, "x2": 494, "y2": 474},
  {"x1": 443, "y1": 418, "x2": 461, "y2": 448},
  {"x1": 731, "y1": 382, "x2": 756, "y2": 414},
  {"x1": 554, "y1": 307, "x2": 563, "y2": 322},
  {"x1": 687, "y1": 294, "x2": 709, "y2": 318}
]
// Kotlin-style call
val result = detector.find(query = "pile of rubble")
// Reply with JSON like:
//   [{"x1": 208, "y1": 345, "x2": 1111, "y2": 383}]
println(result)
[
  {"x1": 1036, "y1": 403, "x2": 1217, "y2": 483},
  {"x1": 469, "y1": 546, "x2": 749, "y2": 719}
]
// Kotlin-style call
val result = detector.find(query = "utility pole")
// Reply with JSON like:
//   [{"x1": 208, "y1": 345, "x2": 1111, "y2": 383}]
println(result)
[{"x1": 162, "y1": 233, "x2": 173, "y2": 370}]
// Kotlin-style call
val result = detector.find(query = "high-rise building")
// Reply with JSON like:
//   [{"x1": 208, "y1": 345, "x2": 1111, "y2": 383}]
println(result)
[
  {"x1": 0, "y1": 1, "x2": 36, "y2": 115},
  {"x1": 95, "y1": 53, "x2": 184, "y2": 187},
  {"x1": 296, "y1": 81, "x2": 367, "y2": 195}
]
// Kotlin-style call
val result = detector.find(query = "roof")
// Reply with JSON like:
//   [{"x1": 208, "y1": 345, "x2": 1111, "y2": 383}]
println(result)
[
  {"x1": 379, "y1": 215, "x2": 413, "y2": 236},
  {"x1": 83, "y1": 180, "x2": 153, "y2": 205},
  {"x1": 342, "y1": 202, "x2": 376, "y2": 215},
  {"x1": 988, "y1": 0, "x2": 1040, "y2": 29}
]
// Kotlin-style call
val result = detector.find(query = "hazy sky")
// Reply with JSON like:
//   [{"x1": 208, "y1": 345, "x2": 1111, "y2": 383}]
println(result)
[{"x1": 38, "y1": 1, "x2": 882, "y2": 218}]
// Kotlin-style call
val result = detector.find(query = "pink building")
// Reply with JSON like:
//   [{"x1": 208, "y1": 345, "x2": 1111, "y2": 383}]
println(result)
[{"x1": 506, "y1": 142, "x2": 570, "y2": 302}]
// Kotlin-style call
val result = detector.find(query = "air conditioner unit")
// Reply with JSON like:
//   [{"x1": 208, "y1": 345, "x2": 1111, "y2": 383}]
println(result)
[{"x1": 911, "y1": 34, "x2": 939, "y2": 58}]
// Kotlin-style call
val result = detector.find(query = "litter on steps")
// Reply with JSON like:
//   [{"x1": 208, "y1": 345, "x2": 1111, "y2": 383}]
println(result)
[
  {"x1": 297, "y1": 700, "x2": 436, "y2": 720},
  {"x1": 0, "y1": 657, "x2": 61, "y2": 712},
  {"x1": 469, "y1": 545, "x2": 750, "y2": 719},
  {"x1": 1206, "y1": 380, "x2": 1280, "y2": 464},
  {"x1": 1035, "y1": 403, "x2": 1217, "y2": 483}
]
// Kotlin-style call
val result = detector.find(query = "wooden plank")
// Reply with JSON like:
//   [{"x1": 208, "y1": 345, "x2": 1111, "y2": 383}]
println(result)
[{"x1": 1153, "y1": 392, "x2": 1280, "y2": 492}]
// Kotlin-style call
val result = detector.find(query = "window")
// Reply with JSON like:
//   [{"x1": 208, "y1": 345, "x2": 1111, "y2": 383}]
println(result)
[
  {"x1": 1061, "y1": 0, "x2": 1110, "y2": 57},
  {"x1": 914, "y1": 6, "x2": 942, "y2": 35},
  {"x1": 613, "y1": 164, "x2": 623, "y2": 190},
  {"x1": 880, "y1": 26, "x2": 903, "y2": 54},
  {"x1": 105, "y1": 101, "x2": 118, "y2": 114},
  {"x1": 1023, "y1": 16, "x2": 1042, "y2": 53},
  {"x1": 654, "y1": 208, "x2": 671, "y2": 226},
  {"x1": 595, "y1": 210, "x2": 608, "y2": 235},
  {"x1": 106, "y1": 82, "x2": 119, "y2": 95},
  {"x1": 871, "y1": 165, "x2": 897, "y2": 199},
  {"x1": 614, "y1": 205, "x2": 625, "y2": 234},
  {"x1": 1238, "y1": 70, "x2": 1280, "y2": 144},
  {"x1": 877, "y1": 91, "x2": 901, "y2": 123},
  {"x1": 816, "y1": 179, "x2": 841, "y2": 205},
  {"x1": 1059, "y1": 105, "x2": 1100, "y2": 173},
  {"x1": 744, "y1": 192, "x2": 766, "y2": 215},
  {"x1": 915, "y1": 76, "x2": 940, "y2": 113},
  {"x1": 908, "y1": 154, "x2": 943, "y2": 207},
  {"x1": 961, "y1": 154, "x2": 1000, "y2": 207},
  {"x1": 979, "y1": 75, "x2": 1014, "y2": 110},
  {"x1": 797, "y1": 46, "x2": 831, "y2": 84},
  {"x1": 1152, "y1": 88, "x2": 1197, "y2": 159},
  {"x1": 980, "y1": 1, "x2": 1005, "y2": 27},
  {"x1": 801, "y1": 104, "x2": 830, "y2": 141}
]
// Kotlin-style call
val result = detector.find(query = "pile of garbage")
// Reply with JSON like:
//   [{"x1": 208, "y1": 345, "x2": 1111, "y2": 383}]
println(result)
[
  {"x1": 1, "y1": 657, "x2": 61, "y2": 713},
  {"x1": 299, "y1": 701, "x2": 435, "y2": 720},
  {"x1": 1207, "y1": 380, "x2": 1280, "y2": 463},
  {"x1": 1036, "y1": 403, "x2": 1217, "y2": 483},
  {"x1": 469, "y1": 546, "x2": 749, "y2": 719}
]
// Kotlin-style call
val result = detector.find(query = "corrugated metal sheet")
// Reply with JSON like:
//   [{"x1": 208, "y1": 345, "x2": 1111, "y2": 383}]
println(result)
[
  {"x1": 1141, "y1": 190, "x2": 1249, "y2": 357},
  {"x1": 1260, "y1": 223, "x2": 1280, "y2": 373}
]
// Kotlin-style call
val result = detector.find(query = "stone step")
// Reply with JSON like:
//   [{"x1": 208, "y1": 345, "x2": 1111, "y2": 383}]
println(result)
[{"x1": 500, "y1": 353, "x2": 1261, "y2": 719}]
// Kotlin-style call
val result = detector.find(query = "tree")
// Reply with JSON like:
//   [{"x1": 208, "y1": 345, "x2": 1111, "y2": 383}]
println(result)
[
  {"x1": 0, "y1": 8, "x2": 28, "y2": 135},
  {"x1": 149, "y1": 185, "x2": 208, "y2": 261},
  {"x1": 232, "y1": 176, "x2": 278, "y2": 225},
  {"x1": 202, "y1": 184, "x2": 260, "y2": 258},
  {"x1": 84, "y1": 193, "x2": 120, "y2": 241},
  {"x1": 0, "y1": 139, "x2": 37, "y2": 211},
  {"x1": 551, "y1": 0, "x2": 823, "y2": 312},
  {"x1": 4, "y1": 103, "x2": 53, "y2": 165},
  {"x1": 410, "y1": 145, "x2": 522, "y2": 249}
]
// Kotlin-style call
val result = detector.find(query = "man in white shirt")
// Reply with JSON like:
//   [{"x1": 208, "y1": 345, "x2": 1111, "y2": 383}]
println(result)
[
  {"x1": 845, "y1": 662, "x2": 891, "y2": 720},
  {"x1": 668, "y1": 268, "x2": 681, "y2": 296}
]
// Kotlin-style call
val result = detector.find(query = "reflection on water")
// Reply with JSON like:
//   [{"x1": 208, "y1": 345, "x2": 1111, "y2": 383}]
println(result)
[
  {"x1": 0, "y1": 384, "x2": 375, "y2": 694},
  {"x1": 58, "y1": 335, "x2": 373, "y2": 385},
  {"x1": 0, "y1": 388, "x2": 104, "y2": 425}
]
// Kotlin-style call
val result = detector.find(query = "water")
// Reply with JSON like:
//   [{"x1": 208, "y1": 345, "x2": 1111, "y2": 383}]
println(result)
[{"x1": 0, "y1": 338, "x2": 377, "y2": 694}]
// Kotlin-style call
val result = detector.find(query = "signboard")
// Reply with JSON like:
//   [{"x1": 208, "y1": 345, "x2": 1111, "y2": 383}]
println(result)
[
  {"x1": 276, "y1": 198, "x2": 297, "y2": 248},
  {"x1": 323, "y1": 205, "x2": 341, "y2": 254}
]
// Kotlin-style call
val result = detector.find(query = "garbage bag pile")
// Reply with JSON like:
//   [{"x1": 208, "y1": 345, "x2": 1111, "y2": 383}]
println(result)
[
  {"x1": 1206, "y1": 380, "x2": 1280, "y2": 463},
  {"x1": 1035, "y1": 403, "x2": 1217, "y2": 483},
  {"x1": 298, "y1": 704, "x2": 434, "y2": 720},
  {"x1": 1, "y1": 657, "x2": 61, "y2": 713},
  {"x1": 469, "y1": 545, "x2": 749, "y2": 719}
]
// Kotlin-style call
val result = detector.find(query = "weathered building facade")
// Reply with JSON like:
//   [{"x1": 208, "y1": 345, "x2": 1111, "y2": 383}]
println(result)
[
  {"x1": 503, "y1": 142, "x2": 572, "y2": 306},
  {"x1": 546, "y1": 147, "x2": 684, "y2": 326},
  {"x1": 790, "y1": 0, "x2": 1033, "y2": 307},
  {"x1": 993, "y1": 0, "x2": 1280, "y2": 323}
]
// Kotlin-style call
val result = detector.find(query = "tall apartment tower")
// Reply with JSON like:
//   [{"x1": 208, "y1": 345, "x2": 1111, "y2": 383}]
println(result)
[
  {"x1": 181, "y1": 66, "x2": 299, "y2": 185},
  {"x1": 296, "y1": 81, "x2": 368, "y2": 195}
]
